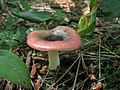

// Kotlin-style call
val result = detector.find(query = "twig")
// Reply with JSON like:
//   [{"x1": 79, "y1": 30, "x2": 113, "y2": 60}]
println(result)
[
  {"x1": 52, "y1": 67, "x2": 60, "y2": 84},
  {"x1": 80, "y1": 52, "x2": 88, "y2": 75},
  {"x1": 56, "y1": 71, "x2": 86, "y2": 87},
  {"x1": 40, "y1": 70, "x2": 51, "y2": 88},
  {"x1": 70, "y1": 77, "x2": 88, "y2": 90},
  {"x1": 72, "y1": 56, "x2": 81, "y2": 90},
  {"x1": 48, "y1": 54, "x2": 81, "y2": 88},
  {"x1": 98, "y1": 35, "x2": 101, "y2": 79},
  {"x1": 100, "y1": 45, "x2": 120, "y2": 59},
  {"x1": 0, "y1": 0, "x2": 3, "y2": 5},
  {"x1": 4, "y1": 81, "x2": 12, "y2": 90},
  {"x1": 26, "y1": 51, "x2": 32, "y2": 68},
  {"x1": 78, "y1": 78, "x2": 88, "y2": 90},
  {"x1": 96, "y1": 24, "x2": 120, "y2": 29},
  {"x1": 31, "y1": 80, "x2": 36, "y2": 90}
]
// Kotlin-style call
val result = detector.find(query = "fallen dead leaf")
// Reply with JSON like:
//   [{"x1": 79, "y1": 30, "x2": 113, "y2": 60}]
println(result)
[
  {"x1": 92, "y1": 82, "x2": 103, "y2": 90},
  {"x1": 39, "y1": 65, "x2": 47, "y2": 74},
  {"x1": 35, "y1": 78, "x2": 42, "y2": 90},
  {"x1": 31, "y1": 64, "x2": 39, "y2": 78}
]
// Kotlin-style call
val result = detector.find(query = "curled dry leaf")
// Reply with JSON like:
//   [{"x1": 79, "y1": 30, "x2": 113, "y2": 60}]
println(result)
[
  {"x1": 89, "y1": 74, "x2": 96, "y2": 81},
  {"x1": 96, "y1": 17, "x2": 103, "y2": 27},
  {"x1": 35, "y1": 78, "x2": 42, "y2": 90},
  {"x1": 39, "y1": 65, "x2": 47, "y2": 74},
  {"x1": 88, "y1": 63, "x2": 94, "y2": 74},
  {"x1": 12, "y1": 47, "x2": 20, "y2": 52},
  {"x1": 31, "y1": 64, "x2": 38, "y2": 78},
  {"x1": 82, "y1": 0, "x2": 90, "y2": 15},
  {"x1": 0, "y1": 16, "x2": 5, "y2": 24},
  {"x1": 112, "y1": 61, "x2": 120, "y2": 67},
  {"x1": 92, "y1": 82, "x2": 103, "y2": 90},
  {"x1": 54, "y1": 0, "x2": 73, "y2": 12}
]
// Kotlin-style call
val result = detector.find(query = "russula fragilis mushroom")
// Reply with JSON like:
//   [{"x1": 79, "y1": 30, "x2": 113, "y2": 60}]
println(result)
[{"x1": 27, "y1": 26, "x2": 81, "y2": 70}]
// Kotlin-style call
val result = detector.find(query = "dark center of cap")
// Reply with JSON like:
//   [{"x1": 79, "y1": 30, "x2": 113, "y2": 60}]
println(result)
[
  {"x1": 45, "y1": 34, "x2": 64, "y2": 41},
  {"x1": 44, "y1": 30, "x2": 69, "y2": 41}
]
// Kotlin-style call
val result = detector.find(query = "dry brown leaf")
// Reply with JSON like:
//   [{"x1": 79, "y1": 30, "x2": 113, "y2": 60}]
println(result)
[
  {"x1": 31, "y1": 64, "x2": 38, "y2": 78},
  {"x1": 39, "y1": 65, "x2": 47, "y2": 74},
  {"x1": 35, "y1": 78, "x2": 42, "y2": 90},
  {"x1": 92, "y1": 82, "x2": 103, "y2": 90},
  {"x1": 89, "y1": 74, "x2": 96, "y2": 81},
  {"x1": 113, "y1": 61, "x2": 120, "y2": 67}
]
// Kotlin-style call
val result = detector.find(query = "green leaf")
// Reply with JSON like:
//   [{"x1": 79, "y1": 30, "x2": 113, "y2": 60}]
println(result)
[
  {"x1": 12, "y1": 27, "x2": 27, "y2": 43},
  {"x1": 77, "y1": 5, "x2": 97, "y2": 37},
  {"x1": 0, "y1": 31, "x2": 14, "y2": 40},
  {"x1": 20, "y1": 1, "x2": 30, "y2": 10},
  {"x1": 2, "y1": 16, "x2": 20, "y2": 31},
  {"x1": 5, "y1": 0, "x2": 30, "y2": 10},
  {"x1": 77, "y1": 15, "x2": 88, "y2": 32},
  {"x1": 0, "y1": 27, "x2": 27, "y2": 48},
  {"x1": 5, "y1": 0, "x2": 23, "y2": 4},
  {"x1": 54, "y1": 10, "x2": 67, "y2": 19},
  {"x1": 0, "y1": 50, "x2": 31, "y2": 89},
  {"x1": 11, "y1": 8, "x2": 54, "y2": 22},
  {"x1": 0, "y1": 43, "x2": 10, "y2": 50},
  {"x1": 90, "y1": 0, "x2": 97, "y2": 9},
  {"x1": 100, "y1": 0, "x2": 120, "y2": 19}
]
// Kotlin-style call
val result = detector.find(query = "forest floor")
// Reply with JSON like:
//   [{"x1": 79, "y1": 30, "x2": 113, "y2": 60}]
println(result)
[{"x1": 0, "y1": 0, "x2": 120, "y2": 90}]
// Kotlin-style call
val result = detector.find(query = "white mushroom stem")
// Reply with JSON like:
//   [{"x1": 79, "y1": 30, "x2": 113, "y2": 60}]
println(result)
[{"x1": 48, "y1": 51, "x2": 60, "y2": 70}]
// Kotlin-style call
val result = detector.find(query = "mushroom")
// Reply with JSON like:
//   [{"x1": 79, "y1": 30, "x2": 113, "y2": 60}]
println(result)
[{"x1": 27, "y1": 26, "x2": 81, "y2": 70}]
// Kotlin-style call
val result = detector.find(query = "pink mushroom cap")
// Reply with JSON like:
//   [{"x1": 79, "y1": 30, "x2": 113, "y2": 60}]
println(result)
[{"x1": 27, "y1": 26, "x2": 81, "y2": 51}]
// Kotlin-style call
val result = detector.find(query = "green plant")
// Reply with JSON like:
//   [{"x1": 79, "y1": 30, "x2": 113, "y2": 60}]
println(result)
[
  {"x1": 0, "y1": 26, "x2": 27, "y2": 49},
  {"x1": 0, "y1": 0, "x2": 30, "y2": 50},
  {"x1": 0, "y1": 1, "x2": 31, "y2": 89},
  {"x1": 77, "y1": 0, "x2": 99, "y2": 37},
  {"x1": 0, "y1": 0, "x2": 120, "y2": 89},
  {"x1": 0, "y1": 49, "x2": 31, "y2": 89},
  {"x1": 99, "y1": 0, "x2": 120, "y2": 19}
]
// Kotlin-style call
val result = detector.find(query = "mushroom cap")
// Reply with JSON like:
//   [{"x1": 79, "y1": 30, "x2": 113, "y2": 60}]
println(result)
[{"x1": 27, "y1": 26, "x2": 81, "y2": 51}]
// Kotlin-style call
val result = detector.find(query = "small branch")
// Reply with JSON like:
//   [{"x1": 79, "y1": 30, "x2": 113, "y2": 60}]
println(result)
[
  {"x1": 72, "y1": 56, "x2": 81, "y2": 90},
  {"x1": 56, "y1": 71, "x2": 86, "y2": 87},
  {"x1": 98, "y1": 35, "x2": 101, "y2": 79},
  {"x1": 49, "y1": 54, "x2": 81, "y2": 88},
  {"x1": 81, "y1": 52, "x2": 88, "y2": 75},
  {"x1": 68, "y1": 77, "x2": 88, "y2": 90},
  {"x1": 100, "y1": 45, "x2": 120, "y2": 59},
  {"x1": 26, "y1": 51, "x2": 32, "y2": 69}
]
